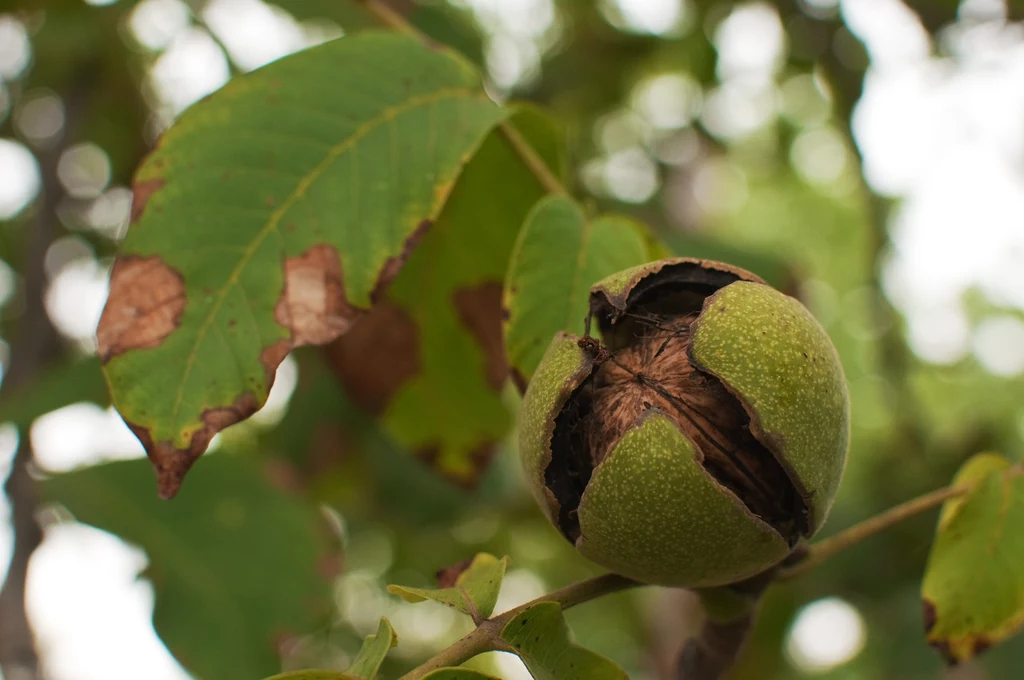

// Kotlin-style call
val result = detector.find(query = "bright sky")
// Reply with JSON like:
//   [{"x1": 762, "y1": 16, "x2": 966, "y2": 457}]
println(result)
[{"x1": 1, "y1": 0, "x2": 1023, "y2": 678}]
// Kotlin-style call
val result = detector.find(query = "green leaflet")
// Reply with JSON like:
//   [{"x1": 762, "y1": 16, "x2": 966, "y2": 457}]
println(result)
[
  {"x1": 922, "y1": 453, "x2": 1024, "y2": 663},
  {"x1": 97, "y1": 33, "x2": 508, "y2": 496},
  {"x1": 500, "y1": 602, "x2": 628, "y2": 680},
  {"x1": 345, "y1": 618, "x2": 399, "y2": 679},
  {"x1": 388, "y1": 553, "x2": 509, "y2": 620},
  {"x1": 263, "y1": 618, "x2": 397, "y2": 680},
  {"x1": 40, "y1": 455, "x2": 336, "y2": 680},
  {"x1": 502, "y1": 195, "x2": 659, "y2": 387}
]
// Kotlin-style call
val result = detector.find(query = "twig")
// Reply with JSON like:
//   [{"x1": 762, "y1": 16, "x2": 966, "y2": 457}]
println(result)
[
  {"x1": 353, "y1": 0, "x2": 568, "y2": 196},
  {"x1": 397, "y1": 572, "x2": 638, "y2": 679},
  {"x1": 779, "y1": 466, "x2": 1024, "y2": 580}
]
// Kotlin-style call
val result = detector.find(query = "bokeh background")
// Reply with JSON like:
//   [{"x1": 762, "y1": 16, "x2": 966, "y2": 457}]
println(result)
[{"x1": 2, "y1": 0, "x2": 1024, "y2": 678}]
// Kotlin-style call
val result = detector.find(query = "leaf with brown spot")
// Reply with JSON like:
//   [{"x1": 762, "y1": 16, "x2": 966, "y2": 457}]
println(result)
[
  {"x1": 97, "y1": 34, "x2": 509, "y2": 496},
  {"x1": 321, "y1": 104, "x2": 566, "y2": 484},
  {"x1": 922, "y1": 453, "x2": 1024, "y2": 664}
]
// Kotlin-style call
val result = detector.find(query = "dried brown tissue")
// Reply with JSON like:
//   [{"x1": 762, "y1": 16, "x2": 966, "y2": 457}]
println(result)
[{"x1": 97, "y1": 255, "x2": 186, "y2": 363}]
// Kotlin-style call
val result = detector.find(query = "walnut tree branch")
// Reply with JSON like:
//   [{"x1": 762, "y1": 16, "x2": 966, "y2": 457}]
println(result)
[{"x1": 397, "y1": 572, "x2": 638, "y2": 680}]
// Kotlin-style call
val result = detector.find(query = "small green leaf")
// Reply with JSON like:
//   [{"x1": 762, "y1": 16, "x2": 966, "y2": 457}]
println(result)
[
  {"x1": 388, "y1": 553, "x2": 509, "y2": 620},
  {"x1": 422, "y1": 670, "x2": 501, "y2": 680},
  {"x1": 40, "y1": 455, "x2": 335, "y2": 680},
  {"x1": 500, "y1": 602, "x2": 628, "y2": 680},
  {"x1": 502, "y1": 195, "x2": 658, "y2": 385},
  {"x1": 922, "y1": 453, "x2": 1024, "y2": 663},
  {"x1": 346, "y1": 618, "x2": 399, "y2": 679}
]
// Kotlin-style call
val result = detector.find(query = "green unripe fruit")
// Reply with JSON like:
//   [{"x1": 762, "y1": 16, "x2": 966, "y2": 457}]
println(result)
[{"x1": 519, "y1": 258, "x2": 850, "y2": 587}]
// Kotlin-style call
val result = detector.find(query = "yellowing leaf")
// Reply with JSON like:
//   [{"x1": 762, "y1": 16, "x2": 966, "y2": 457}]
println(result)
[{"x1": 922, "y1": 453, "x2": 1024, "y2": 663}]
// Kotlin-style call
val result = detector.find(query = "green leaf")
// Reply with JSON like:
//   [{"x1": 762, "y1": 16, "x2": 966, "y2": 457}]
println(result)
[
  {"x1": 922, "y1": 453, "x2": 1024, "y2": 663},
  {"x1": 500, "y1": 602, "x2": 628, "y2": 680},
  {"x1": 345, "y1": 618, "x2": 398, "y2": 679},
  {"x1": 40, "y1": 455, "x2": 336, "y2": 680},
  {"x1": 96, "y1": 33, "x2": 507, "y2": 497},
  {"x1": 325, "y1": 105, "x2": 564, "y2": 484},
  {"x1": 388, "y1": 553, "x2": 509, "y2": 620},
  {"x1": 422, "y1": 670, "x2": 501, "y2": 679},
  {"x1": 502, "y1": 195, "x2": 656, "y2": 385}
]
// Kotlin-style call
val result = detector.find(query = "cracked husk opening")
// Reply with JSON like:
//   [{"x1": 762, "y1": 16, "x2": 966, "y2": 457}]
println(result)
[{"x1": 546, "y1": 271, "x2": 809, "y2": 547}]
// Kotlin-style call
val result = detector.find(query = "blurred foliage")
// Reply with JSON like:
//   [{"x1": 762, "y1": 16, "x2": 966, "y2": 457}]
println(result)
[{"x1": 2, "y1": 0, "x2": 1024, "y2": 679}]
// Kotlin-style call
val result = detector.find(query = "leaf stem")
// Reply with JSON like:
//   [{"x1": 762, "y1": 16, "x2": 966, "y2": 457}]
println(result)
[
  {"x1": 353, "y1": 0, "x2": 568, "y2": 196},
  {"x1": 498, "y1": 123, "x2": 567, "y2": 195},
  {"x1": 779, "y1": 465, "x2": 1024, "y2": 580},
  {"x1": 397, "y1": 572, "x2": 639, "y2": 679}
]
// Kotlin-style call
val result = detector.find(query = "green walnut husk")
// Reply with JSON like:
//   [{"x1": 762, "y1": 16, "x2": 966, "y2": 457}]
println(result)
[{"x1": 519, "y1": 258, "x2": 850, "y2": 588}]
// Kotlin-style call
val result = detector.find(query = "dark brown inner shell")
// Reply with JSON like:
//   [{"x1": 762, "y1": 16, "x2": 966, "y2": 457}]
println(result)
[{"x1": 545, "y1": 263, "x2": 809, "y2": 546}]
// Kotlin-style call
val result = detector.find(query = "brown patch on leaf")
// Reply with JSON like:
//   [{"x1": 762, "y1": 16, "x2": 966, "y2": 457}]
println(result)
[
  {"x1": 371, "y1": 219, "x2": 433, "y2": 302},
  {"x1": 275, "y1": 244, "x2": 359, "y2": 347},
  {"x1": 259, "y1": 339, "x2": 291, "y2": 382},
  {"x1": 923, "y1": 599, "x2": 937, "y2": 634},
  {"x1": 97, "y1": 255, "x2": 186, "y2": 363},
  {"x1": 321, "y1": 300, "x2": 420, "y2": 414},
  {"x1": 130, "y1": 178, "x2": 165, "y2": 223},
  {"x1": 436, "y1": 558, "x2": 474, "y2": 588},
  {"x1": 453, "y1": 283, "x2": 508, "y2": 390},
  {"x1": 128, "y1": 392, "x2": 260, "y2": 499}
]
